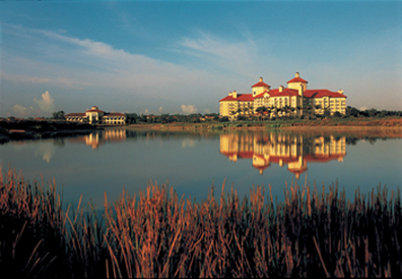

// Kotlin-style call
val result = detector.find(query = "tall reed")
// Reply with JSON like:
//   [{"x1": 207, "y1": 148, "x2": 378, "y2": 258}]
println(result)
[{"x1": 0, "y1": 169, "x2": 400, "y2": 278}]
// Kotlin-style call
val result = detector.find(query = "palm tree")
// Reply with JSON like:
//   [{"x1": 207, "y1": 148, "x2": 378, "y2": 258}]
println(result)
[
  {"x1": 283, "y1": 105, "x2": 291, "y2": 117},
  {"x1": 229, "y1": 109, "x2": 238, "y2": 120},
  {"x1": 265, "y1": 106, "x2": 273, "y2": 120},
  {"x1": 242, "y1": 106, "x2": 251, "y2": 119},
  {"x1": 296, "y1": 105, "x2": 303, "y2": 118},
  {"x1": 255, "y1": 106, "x2": 267, "y2": 122},
  {"x1": 276, "y1": 107, "x2": 283, "y2": 118}
]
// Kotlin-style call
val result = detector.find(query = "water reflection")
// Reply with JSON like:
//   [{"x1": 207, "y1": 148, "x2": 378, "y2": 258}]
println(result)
[
  {"x1": 68, "y1": 129, "x2": 127, "y2": 149},
  {"x1": 0, "y1": 128, "x2": 400, "y2": 206},
  {"x1": 220, "y1": 132, "x2": 346, "y2": 178},
  {"x1": 22, "y1": 128, "x2": 395, "y2": 180},
  {"x1": 35, "y1": 142, "x2": 55, "y2": 163}
]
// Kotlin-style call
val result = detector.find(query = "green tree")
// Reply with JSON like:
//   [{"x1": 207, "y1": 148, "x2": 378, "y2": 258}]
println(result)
[
  {"x1": 52, "y1": 111, "x2": 65, "y2": 119},
  {"x1": 256, "y1": 106, "x2": 268, "y2": 122},
  {"x1": 323, "y1": 107, "x2": 331, "y2": 118}
]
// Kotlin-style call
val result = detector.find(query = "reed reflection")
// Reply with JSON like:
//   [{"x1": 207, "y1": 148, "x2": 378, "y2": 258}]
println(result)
[{"x1": 220, "y1": 132, "x2": 346, "y2": 178}]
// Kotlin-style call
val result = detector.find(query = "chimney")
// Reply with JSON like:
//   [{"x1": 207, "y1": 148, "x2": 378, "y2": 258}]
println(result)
[
  {"x1": 279, "y1": 85, "x2": 284, "y2": 92},
  {"x1": 295, "y1": 72, "x2": 300, "y2": 78},
  {"x1": 338, "y1": 89, "x2": 344, "y2": 94},
  {"x1": 232, "y1": 90, "x2": 237, "y2": 98},
  {"x1": 259, "y1": 77, "x2": 263, "y2": 82}
]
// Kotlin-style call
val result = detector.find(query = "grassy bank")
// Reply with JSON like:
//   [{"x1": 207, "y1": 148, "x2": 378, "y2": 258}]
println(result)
[
  {"x1": 127, "y1": 117, "x2": 402, "y2": 132},
  {"x1": 0, "y1": 169, "x2": 400, "y2": 278}
]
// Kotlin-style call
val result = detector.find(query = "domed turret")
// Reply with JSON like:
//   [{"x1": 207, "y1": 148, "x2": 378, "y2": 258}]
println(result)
[
  {"x1": 251, "y1": 77, "x2": 270, "y2": 97},
  {"x1": 287, "y1": 72, "x2": 308, "y2": 93}
]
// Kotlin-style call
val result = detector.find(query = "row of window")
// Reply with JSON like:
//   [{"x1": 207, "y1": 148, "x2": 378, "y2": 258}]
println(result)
[{"x1": 104, "y1": 117, "x2": 125, "y2": 120}]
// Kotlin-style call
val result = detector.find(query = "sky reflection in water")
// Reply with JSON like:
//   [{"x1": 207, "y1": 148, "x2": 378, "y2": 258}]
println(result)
[{"x1": 1, "y1": 128, "x2": 401, "y2": 207}]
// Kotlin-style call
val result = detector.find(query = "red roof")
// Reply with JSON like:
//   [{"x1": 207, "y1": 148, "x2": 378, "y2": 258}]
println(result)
[
  {"x1": 66, "y1": 113, "x2": 86, "y2": 116},
  {"x1": 220, "y1": 88, "x2": 346, "y2": 102},
  {"x1": 288, "y1": 167, "x2": 308, "y2": 175},
  {"x1": 287, "y1": 77, "x2": 308, "y2": 84},
  {"x1": 304, "y1": 154, "x2": 345, "y2": 162},
  {"x1": 237, "y1": 151, "x2": 253, "y2": 158},
  {"x1": 304, "y1": 89, "x2": 346, "y2": 98},
  {"x1": 251, "y1": 81, "x2": 270, "y2": 88},
  {"x1": 254, "y1": 88, "x2": 299, "y2": 98},
  {"x1": 219, "y1": 94, "x2": 254, "y2": 102},
  {"x1": 86, "y1": 109, "x2": 104, "y2": 113},
  {"x1": 267, "y1": 155, "x2": 299, "y2": 164},
  {"x1": 105, "y1": 112, "x2": 125, "y2": 116},
  {"x1": 254, "y1": 165, "x2": 270, "y2": 171}
]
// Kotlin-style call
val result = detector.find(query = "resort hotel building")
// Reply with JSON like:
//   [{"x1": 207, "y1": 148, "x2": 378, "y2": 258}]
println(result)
[
  {"x1": 219, "y1": 72, "x2": 347, "y2": 119},
  {"x1": 66, "y1": 106, "x2": 126, "y2": 125}
]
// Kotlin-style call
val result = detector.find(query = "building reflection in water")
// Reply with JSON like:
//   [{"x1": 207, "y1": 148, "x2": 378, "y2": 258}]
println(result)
[
  {"x1": 220, "y1": 132, "x2": 346, "y2": 178},
  {"x1": 69, "y1": 129, "x2": 127, "y2": 149}
]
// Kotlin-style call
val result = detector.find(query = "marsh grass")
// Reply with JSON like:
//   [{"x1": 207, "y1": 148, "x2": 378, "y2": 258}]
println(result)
[{"x1": 0, "y1": 169, "x2": 400, "y2": 278}]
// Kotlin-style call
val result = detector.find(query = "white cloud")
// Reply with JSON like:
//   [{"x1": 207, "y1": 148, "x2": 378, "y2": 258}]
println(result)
[
  {"x1": 179, "y1": 32, "x2": 259, "y2": 77},
  {"x1": 2, "y1": 24, "x2": 230, "y2": 107},
  {"x1": 2, "y1": 24, "x2": 267, "y2": 114},
  {"x1": 34, "y1": 91, "x2": 55, "y2": 113},
  {"x1": 12, "y1": 104, "x2": 31, "y2": 118},
  {"x1": 11, "y1": 91, "x2": 56, "y2": 117},
  {"x1": 3, "y1": 73, "x2": 91, "y2": 89},
  {"x1": 181, "y1": 104, "x2": 197, "y2": 114},
  {"x1": 35, "y1": 142, "x2": 55, "y2": 163}
]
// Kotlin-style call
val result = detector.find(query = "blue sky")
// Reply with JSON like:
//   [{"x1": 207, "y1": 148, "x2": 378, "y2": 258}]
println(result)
[{"x1": 1, "y1": 1, "x2": 401, "y2": 117}]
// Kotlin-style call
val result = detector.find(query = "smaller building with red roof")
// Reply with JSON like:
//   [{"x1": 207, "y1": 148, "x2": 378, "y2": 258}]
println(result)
[{"x1": 66, "y1": 106, "x2": 126, "y2": 125}]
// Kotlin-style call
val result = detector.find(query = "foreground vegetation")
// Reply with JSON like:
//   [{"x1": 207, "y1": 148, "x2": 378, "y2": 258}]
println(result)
[{"x1": 0, "y1": 169, "x2": 401, "y2": 278}]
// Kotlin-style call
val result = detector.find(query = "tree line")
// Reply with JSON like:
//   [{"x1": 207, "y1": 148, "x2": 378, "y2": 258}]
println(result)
[{"x1": 47, "y1": 106, "x2": 402, "y2": 124}]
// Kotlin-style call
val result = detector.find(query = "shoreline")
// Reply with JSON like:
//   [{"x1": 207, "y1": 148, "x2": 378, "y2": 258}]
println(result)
[
  {"x1": 0, "y1": 119, "x2": 101, "y2": 143},
  {"x1": 1, "y1": 117, "x2": 401, "y2": 143},
  {"x1": 125, "y1": 118, "x2": 402, "y2": 137},
  {"x1": 127, "y1": 117, "x2": 402, "y2": 130}
]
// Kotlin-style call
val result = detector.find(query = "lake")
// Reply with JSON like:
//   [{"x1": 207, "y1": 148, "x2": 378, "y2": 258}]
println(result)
[{"x1": 1, "y1": 128, "x2": 401, "y2": 207}]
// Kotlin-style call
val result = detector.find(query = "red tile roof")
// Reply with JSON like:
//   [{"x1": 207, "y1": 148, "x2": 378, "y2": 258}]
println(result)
[
  {"x1": 288, "y1": 167, "x2": 308, "y2": 175},
  {"x1": 304, "y1": 89, "x2": 347, "y2": 98},
  {"x1": 287, "y1": 77, "x2": 308, "y2": 84},
  {"x1": 219, "y1": 94, "x2": 254, "y2": 102},
  {"x1": 253, "y1": 165, "x2": 270, "y2": 171},
  {"x1": 254, "y1": 88, "x2": 299, "y2": 98},
  {"x1": 86, "y1": 109, "x2": 105, "y2": 113},
  {"x1": 251, "y1": 81, "x2": 270, "y2": 88},
  {"x1": 267, "y1": 155, "x2": 299, "y2": 164},
  {"x1": 66, "y1": 113, "x2": 86, "y2": 117},
  {"x1": 304, "y1": 154, "x2": 345, "y2": 162},
  {"x1": 105, "y1": 112, "x2": 126, "y2": 116},
  {"x1": 220, "y1": 88, "x2": 346, "y2": 101},
  {"x1": 237, "y1": 151, "x2": 253, "y2": 158}
]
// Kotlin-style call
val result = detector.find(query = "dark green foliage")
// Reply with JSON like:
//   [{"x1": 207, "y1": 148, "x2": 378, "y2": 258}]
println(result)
[{"x1": 52, "y1": 111, "x2": 65, "y2": 120}]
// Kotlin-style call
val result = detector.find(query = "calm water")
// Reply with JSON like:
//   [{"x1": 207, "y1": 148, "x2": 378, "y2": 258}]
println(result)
[{"x1": 1, "y1": 128, "x2": 401, "y2": 207}]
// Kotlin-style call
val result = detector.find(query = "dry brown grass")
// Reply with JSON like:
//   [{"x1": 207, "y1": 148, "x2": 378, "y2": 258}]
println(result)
[{"x1": 0, "y1": 169, "x2": 401, "y2": 278}]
